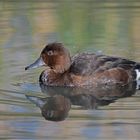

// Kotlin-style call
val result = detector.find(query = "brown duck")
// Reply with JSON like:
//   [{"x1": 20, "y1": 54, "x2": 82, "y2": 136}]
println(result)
[{"x1": 25, "y1": 42, "x2": 140, "y2": 89}]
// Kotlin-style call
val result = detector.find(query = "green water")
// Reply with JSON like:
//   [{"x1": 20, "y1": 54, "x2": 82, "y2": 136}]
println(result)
[{"x1": 0, "y1": 1, "x2": 140, "y2": 140}]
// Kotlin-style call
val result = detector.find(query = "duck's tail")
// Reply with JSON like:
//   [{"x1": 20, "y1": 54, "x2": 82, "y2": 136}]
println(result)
[{"x1": 135, "y1": 64, "x2": 140, "y2": 90}]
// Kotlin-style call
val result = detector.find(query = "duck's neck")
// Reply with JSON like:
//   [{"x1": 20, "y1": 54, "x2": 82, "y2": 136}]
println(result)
[{"x1": 51, "y1": 55, "x2": 71, "y2": 74}]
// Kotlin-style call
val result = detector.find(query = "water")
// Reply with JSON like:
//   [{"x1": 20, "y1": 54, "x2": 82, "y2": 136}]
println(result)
[{"x1": 0, "y1": 1, "x2": 140, "y2": 140}]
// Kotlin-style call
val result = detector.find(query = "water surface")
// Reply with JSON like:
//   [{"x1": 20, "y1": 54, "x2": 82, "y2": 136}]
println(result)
[{"x1": 0, "y1": 1, "x2": 140, "y2": 140}]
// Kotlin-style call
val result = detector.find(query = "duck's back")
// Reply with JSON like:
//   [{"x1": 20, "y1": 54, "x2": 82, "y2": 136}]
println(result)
[
  {"x1": 70, "y1": 53, "x2": 101, "y2": 75},
  {"x1": 70, "y1": 52, "x2": 140, "y2": 88},
  {"x1": 70, "y1": 53, "x2": 137, "y2": 75}
]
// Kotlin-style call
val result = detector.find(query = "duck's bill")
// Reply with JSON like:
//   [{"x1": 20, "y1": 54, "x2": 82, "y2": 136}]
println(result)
[{"x1": 25, "y1": 57, "x2": 45, "y2": 70}]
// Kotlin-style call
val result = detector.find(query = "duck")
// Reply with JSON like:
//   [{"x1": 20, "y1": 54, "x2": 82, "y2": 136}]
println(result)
[{"x1": 25, "y1": 42, "x2": 140, "y2": 89}]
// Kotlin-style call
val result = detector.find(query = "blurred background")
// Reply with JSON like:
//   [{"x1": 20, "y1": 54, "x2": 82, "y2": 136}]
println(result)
[{"x1": 0, "y1": 1, "x2": 140, "y2": 140}]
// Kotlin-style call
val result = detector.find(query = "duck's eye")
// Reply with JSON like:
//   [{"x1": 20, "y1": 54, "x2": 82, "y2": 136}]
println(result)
[{"x1": 47, "y1": 50, "x2": 54, "y2": 56}]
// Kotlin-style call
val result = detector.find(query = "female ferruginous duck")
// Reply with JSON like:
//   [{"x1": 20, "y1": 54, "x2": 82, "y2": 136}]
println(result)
[{"x1": 25, "y1": 42, "x2": 140, "y2": 88}]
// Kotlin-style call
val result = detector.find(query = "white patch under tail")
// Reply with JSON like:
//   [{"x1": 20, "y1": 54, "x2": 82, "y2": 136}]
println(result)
[{"x1": 135, "y1": 69, "x2": 140, "y2": 89}]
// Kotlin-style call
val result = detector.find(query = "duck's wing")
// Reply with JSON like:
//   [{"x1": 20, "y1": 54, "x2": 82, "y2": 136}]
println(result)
[{"x1": 70, "y1": 53, "x2": 139, "y2": 76}]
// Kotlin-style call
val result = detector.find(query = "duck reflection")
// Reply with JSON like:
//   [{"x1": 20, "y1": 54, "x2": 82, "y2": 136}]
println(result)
[
  {"x1": 26, "y1": 95, "x2": 71, "y2": 121},
  {"x1": 26, "y1": 82, "x2": 137, "y2": 121}
]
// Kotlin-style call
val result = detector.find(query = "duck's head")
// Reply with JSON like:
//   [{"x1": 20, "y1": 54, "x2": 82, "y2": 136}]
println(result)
[{"x1": 25, "y1": 43, "x2": 71, "y2": 73}]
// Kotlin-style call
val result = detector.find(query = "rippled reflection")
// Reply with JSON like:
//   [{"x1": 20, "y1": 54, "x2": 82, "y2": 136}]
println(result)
[{"x1": 26, "y1": 81, "x2": 137, "y2": 121}]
